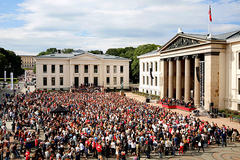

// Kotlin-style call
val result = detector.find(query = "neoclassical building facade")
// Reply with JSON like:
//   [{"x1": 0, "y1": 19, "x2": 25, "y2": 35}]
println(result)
[
  {"x1": 139, "y1": 29, "x2": 240, "y2": 111},
  {"x1": 35, "y1": 50, "x2": 130, "y2": 90},
  {"x1": 138, "y1": 50, "x2": 161, "y2": 95}
]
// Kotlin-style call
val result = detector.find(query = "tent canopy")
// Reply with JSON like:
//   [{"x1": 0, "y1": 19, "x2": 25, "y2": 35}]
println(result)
[{"x1": 50, "y1": 105, "x2": 69, "y2": 113}]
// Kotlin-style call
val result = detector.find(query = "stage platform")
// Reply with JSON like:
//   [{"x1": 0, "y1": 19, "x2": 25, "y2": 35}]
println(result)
[{"x1": 160, "y1": 102, "x2": 196, "y2": 112}]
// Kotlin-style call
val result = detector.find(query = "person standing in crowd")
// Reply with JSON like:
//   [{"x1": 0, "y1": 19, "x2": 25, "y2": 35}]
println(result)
[
  {"x1": 5, "y1": 148, "x2": 10, "y2": 160},
  {"x1": 198, "y1": 138, "x2": 204, "y2": 152},
  {"x1": 179, "y1": 140, "x2": 184, "y2": 156},
  {"x1": 25, "y1": 149, "x2": 30, "y2": 160},
  {"x1": 221, "y1": 132, "x2": 227, "y2": 147}
]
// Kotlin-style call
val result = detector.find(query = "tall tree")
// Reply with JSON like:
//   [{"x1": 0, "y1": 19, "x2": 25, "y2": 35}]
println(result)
[
  {"x1": 88, "y1": 50, "x2": 103, "y2": 54},
  {"x1": 62, "y1": 48, "x2": 74, "y2": 53},
  {"x1": 105, "y1": 48, "x2": 119, "y2": 56},
  {"x1": 0, "y1": 47, "x2": 24, "y2": 78},
  {"x1": 131, "y1": 44, "x2": 160, "y2": 83}
]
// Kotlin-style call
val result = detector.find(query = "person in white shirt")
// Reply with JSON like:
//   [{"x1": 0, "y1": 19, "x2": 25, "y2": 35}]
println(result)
[
  {"x1": 56, "y1": 150, "x2": 61, "y2": 160},
  {"x1": 165, "y1": 138, "x2": 171, "y2": 151},
  {"x1": 110, "y1": 140, "x2": 116, "y2": 156},
  {"x1": 80, "y1": 142, "x2": 84, "y2": 156},
  {"x1": 131, "y1": 140, "x2": 136, "y2": 155},
  {"x1": 75, "y1": 144, "x2": 80, "y2": 153}
]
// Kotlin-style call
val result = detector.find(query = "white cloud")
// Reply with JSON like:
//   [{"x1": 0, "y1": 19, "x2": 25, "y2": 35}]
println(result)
[{"x1": 0, "y1": 0, "x2": 239, "y2": 55}]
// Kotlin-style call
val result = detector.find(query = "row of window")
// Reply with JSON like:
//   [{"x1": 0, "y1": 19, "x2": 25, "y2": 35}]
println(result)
[
  {"x1": 22, "y1": 62, "x2": 35, "y2": 64},
  {"x1": 22, "y1": 65, "x2": 35, "y2": 67},
  {"x1": 106, "y1": 77, "x2": 124, "y2": 85},
  {"x1": 106, "y1": 65, "x2": 124, "y2": 74},
  {"x1": 143, "y1": 76, "x2": 158, "y2": 86},
  {"x1": 43, "y1": 77, "x2": 63, "y2": 86},
  {"x1": 43, "y1": 65, "x2": 124, "y2": 74},
  {"x1": 75, "y1": 65, "x2": 90, "y2": 73},
  {"x1": 43, "y1": 65, "x2": 63, "y2": 73},
  {"x1": 43, "y1": 76, "x2": 124, "y2": 86},
  {"x1": 143, "y1": 62, "x2": 158, "y2": 72}
]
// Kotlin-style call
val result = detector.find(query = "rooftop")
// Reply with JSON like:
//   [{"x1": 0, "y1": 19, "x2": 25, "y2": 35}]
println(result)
[
  {"x1": 184, "y1": 30, "x2": 240, "y2": 41},
  {"x1": 35, "y1": 50, "x2": 131, "y2": 61},
  {"x1": 137, "y1": 49, "x2": 159, "y2": 58}
]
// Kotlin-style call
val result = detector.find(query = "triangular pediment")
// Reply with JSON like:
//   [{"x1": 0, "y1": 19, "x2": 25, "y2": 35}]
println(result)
[
  {"x1": 160, "y1": 34, "x2": 208, "y2": 52},
  {"x1": 71, "y1": 52, "x2": 102, "y2": 60}
]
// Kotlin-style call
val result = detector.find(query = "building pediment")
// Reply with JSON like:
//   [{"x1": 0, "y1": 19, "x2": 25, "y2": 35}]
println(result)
[
  {"x1": 160, "y1": 34, "x2": 209, "y2": 53},
  {"x1": 166, "y1": 37, "x2": 199, "y2": 50},
  {"x1": 71, "y1": 53, "x2": 102, "y2": 60}
]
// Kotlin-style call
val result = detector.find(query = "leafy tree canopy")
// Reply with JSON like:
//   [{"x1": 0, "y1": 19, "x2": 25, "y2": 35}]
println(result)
[
  {"x1": 88, "y1": 50, "x2": 103, "y2": 54},
  {"x1": 131, "y1": 44, "x2": 160, "y2": 83},
  {"x1": 0, "y1": 47, "x2": 24, "y2": 77},
  {"x1": 62, "y1": 48, "x2": 74, "y2": 53}
]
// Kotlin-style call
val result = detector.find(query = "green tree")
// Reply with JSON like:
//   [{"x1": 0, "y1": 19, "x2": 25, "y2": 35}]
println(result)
[
  {"x1": 105, "y1": 48, "x2": 119, "y2": 56},
  {"x1": 131, "y1": 44, "x2": 161, "y2": 83},
  {"x1": 46, "y1": 48, "x2": 57, "y2": 53},
  {"x1": 62, "y1": 48, "x2": 74, "y2": 53},
  {"x1": 0, "y1": 47, "x2": 24, "y2": 78},
  {"x1": 33, "y1": 65, "x2": 36, "y2": 74},
  {"x1": 88, "y1": 50, "x2": 103, "y2": 54}
]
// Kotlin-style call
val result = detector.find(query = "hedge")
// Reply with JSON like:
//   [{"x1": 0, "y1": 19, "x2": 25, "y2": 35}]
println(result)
[
  {"x1": 0, "y1": 78, "x2": 18, "y2": 83},
  {"x1": 132, "y1": 91, "x2": 160, "y2": 100}
]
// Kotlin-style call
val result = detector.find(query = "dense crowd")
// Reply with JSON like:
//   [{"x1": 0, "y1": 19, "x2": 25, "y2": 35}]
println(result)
[
  {"x1": 0, "y1": 87, "x2": 239, "y2": 160},
  {"x1": 160, "y1": 97, "x2": 195, "y2": 108}
]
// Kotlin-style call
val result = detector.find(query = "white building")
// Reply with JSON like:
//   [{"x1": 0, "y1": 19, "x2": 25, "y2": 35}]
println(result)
[
  {"x1": 138, "y1": 50, "x2": 162, "y2": 96},
  {"x1": 138, "y1": 29, "x2": 240, "y2": 111},
  {"x1": 34, "y1": 50, "x2": 130, "y2": 90}
]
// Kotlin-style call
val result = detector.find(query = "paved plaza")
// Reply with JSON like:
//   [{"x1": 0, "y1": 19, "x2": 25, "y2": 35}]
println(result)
[{"x1": 2, "y1": 88, "x2": 240, "y2": 160}]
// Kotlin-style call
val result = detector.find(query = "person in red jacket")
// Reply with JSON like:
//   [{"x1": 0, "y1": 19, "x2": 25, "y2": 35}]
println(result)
[
  {"x1": 96, "y1": 143, "x2": 102, "y2": 160},
  {"x1": 92, "y1": 140, "x2": 96, "y2": 157},
  {"x1": 25, "y1": 149, "x2": 30, "y2": 160},
  {"x1": 35, "y1": 136, "x2": 39, "y2": 149}
]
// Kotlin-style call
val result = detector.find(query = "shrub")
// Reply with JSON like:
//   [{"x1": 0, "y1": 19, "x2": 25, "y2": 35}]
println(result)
[
  {"x1": 233, "y1": 111, "x2": 239, "y2": 115},
  {"x1": 219, "y1": 110, "x2": 225, "y2": 113},
  {"x1": 226, "y1": 114, "x2": 231, "y2": 117}
]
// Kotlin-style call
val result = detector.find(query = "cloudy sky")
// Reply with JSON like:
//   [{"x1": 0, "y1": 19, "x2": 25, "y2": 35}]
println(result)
[{"x1": 0, "y1": 0, "x2": 240, "y2": 55}]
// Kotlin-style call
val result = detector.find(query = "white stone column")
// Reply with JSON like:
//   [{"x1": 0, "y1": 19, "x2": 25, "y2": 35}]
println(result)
[
  {"x1": 184, "y1": 57, "x2": 191, "y2": 102},
  {"x1": 176, "y1": 58, "x2": 181, "y2": 100},
  {"x1": 194, "y1": 56, "x2": 200, "y2": 107},
  {"x1": 168, "y1": 60, "x2": 173, "y2": 98}
]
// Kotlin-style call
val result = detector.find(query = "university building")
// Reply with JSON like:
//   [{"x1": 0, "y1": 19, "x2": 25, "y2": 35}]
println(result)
[
  {"x1": 139, "y1": 29, "x2": 240, "y2": 111},
  {"x1": 35, "y1": 50, "x2": 130, "y2": 90},
  {"x1": 138, "y1": 50, "x2": 161, "y2": 95},
  {"x1": 20, "y1": 55, "x2": 36, "y2": 69}
]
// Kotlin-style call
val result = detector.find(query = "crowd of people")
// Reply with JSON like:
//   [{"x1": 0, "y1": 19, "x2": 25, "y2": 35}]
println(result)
[
  {"x1": 160, "y1": 97, "x2": 195, "y2": 108},
  {"x1": 0, "y1": 86, "x2": 239, "y2": 160}
]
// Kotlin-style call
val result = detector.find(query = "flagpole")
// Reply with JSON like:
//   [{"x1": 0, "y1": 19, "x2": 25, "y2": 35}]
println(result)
[{"x1": 208, "y1": 2, "x2": 210, "y2": 34}]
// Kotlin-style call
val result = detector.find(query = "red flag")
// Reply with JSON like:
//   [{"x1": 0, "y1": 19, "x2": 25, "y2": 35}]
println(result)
[{"x1": 209, "y1": 5, "x2": 212, "y2": 22}]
